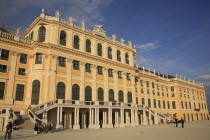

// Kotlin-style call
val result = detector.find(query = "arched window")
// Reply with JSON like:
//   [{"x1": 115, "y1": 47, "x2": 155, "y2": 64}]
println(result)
[
  {"x1": 85, "y1": 86, "x2": 92, "y2": 101},
  {"x1": 38, "y1": 26, "x2": 46, "y2": 42},
  {"x1": 72, "y1": 84, "x2": 80, "y2": 100},
  {"x1": 74, "y1": 35, "x2": 79, "y2": 49},
  {"x1": 108, "y1": 47, "x2": 112, "y2": 59},
  {"x1": 109, "y1": 89, "x2": 114, "y2": 102},
  {"x1": 125, "y1": 53, "x2": 129, "y2": 64},
  {"x1": 98, "y1": 88, "x2": 104, "y2": 101},
  {"x1": 56, "y1": 82, "x2": 65, "y2": 99},
  {"x1": 97, "y1": 43, "x2": 102, "y2": 56},
  {"x1": 60, "y1": 30, "x2": 66, "y2": 46},
  {"x1": 117, "y1": 50, "x2": 121, "y2": 62},
  {"x1": 127, "y1": 92, "x2": 132, "y2": 103},
  {"x1": 118, "y1": 90, "x2": 124, "y2": 102},
  {"x1": 86, "y1": 39, "x2": 91, "y2": 53},
  {"x1": 31, "y1": 80, "x2": 40, "y2": 105},
  {"x1": 30, "y1": 31, "x2": 34, "y2": 40}
]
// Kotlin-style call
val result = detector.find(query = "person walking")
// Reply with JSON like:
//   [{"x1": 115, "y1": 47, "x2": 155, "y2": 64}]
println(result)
[
  {"x1": 4, "y1": 121, "x2": 13, "y2": 140},
  {"x1": 180, "y1": 118, "x2": 185, "y2": 128},
  {"x1": 175, "y1": 118, "x2": 178, "y2": 127}
]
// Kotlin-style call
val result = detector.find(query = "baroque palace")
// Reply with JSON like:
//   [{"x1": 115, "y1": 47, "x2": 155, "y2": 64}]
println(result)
[{"x1": 0, "y1": 9, "x2": 209, "y2": 130}]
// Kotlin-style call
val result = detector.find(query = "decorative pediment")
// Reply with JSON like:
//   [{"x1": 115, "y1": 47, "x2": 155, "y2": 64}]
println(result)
[{"x1": 93, "y1": 25, "x2": 106, "y2": 37}]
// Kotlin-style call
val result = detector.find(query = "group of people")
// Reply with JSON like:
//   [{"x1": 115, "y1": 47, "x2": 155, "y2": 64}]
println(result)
[
  {"x1": 34, "y1": 120, "x2": 53, "y2": 135},
  {"x1": 175, "y1": 118, "x2": 185, "y2": 128}
]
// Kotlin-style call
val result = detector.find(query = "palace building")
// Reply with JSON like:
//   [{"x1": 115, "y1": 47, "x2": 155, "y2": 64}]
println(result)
[{"x1": 0, "y1": 9, "x2": 209, "y2": 130}]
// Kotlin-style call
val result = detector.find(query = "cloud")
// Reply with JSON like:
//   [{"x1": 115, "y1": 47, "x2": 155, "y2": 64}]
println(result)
[
  {"x1": 135, "y1": 43, "x2": 158, "y2": 50},
  {"x1": 134, "y1": 57, "x2": 152, "y2": 68}
]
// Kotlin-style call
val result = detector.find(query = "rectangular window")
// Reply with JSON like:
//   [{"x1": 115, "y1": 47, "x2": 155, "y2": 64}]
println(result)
[
  {"x1": 73, "y1": 60, "x2": 80, "y2": 70},
  {"x1": 162, "y1": 85, "x2": 164, "y2": 91},
  {"x1": 152, "y1": 90, "x2": 155, "y2": 95},
  {"x1": 147, "y1": 89, "x2": 150, "y2": 94},
  {"x1": 140, "y1": 80, "x2": 143, "y2": 86},
  {"x1": 0, "y1": 82, "x2": 5, "y2": 99},
  {"x1": 118, "y1": 71, "x2": 122, "y2": 79},
  {"x1": 152, "y1": 82, "x2": 155, "y2": 88},
  {"x1": 58, "y1": 56, "x2": 66, "y2": 67},
  {"x1": 146, "y1": 81, "x2": 149, "y2": 87},
  {"x1": 148, "y1": 99, "x2": 151, "y2": 108},
  {"x1": 162, "y1": 93, "x2": 164, "y2": 96},
  {"x1": 172, "y1": 101, "x2": 176, "y2": 109},
  {"x1": 141, "y1": 98, "x2": 145, "y2": 105},
  {"x1": 0, "y1": 49, "x2": 9, "y2": 60},
  {"x1": 181, "y1": 101, "x2": 184, "y2": 109},
  {"x1": 136, "y1": 97, "x2": 138, "y2": 104},
  {"x1": 163, "y1": 101, "x2": 166, "y2": 109},
  {"x1": 85, "y1": 63, "x2": 91, "y2": 73},
  {"x1": 35, "y1": 53, "x2": 42, "y2": 64},
  {"x1": 153, "y1": 99, "x2": 156, "y2": 108},
  {"x1": 18, "y1": 68, "x2": 26, "y2": 76},
  {"x1": 15, "y1": 84, "x2": 25, "y2": 101},
  {"x1": 167, "y1": 101, "x2": 170, "y2": 109},
  {"x1": 157, "y1": 92, "x2": 160, "y2": 96},
  {"x1": 171, "y1": 86, "x2": 174, "y2": 91},
  {"x1": 126, "y1": 73, "x2": 130, "y2": 80},
  {"x1": 108, "y1": 69, "x2": 113, "y2": 77},
  {"x1": 189, "y1": 102, "x2": 191, "y2": 109},
  {"x1": 185, "y1": 101, "x2": 188, "y2": 109},
  {"x1": 141, "y1": 89, "x2": 144, "y2": 94},
  {"x1": 0, "y1": 64, "x2": 7, "y2": 73},
  {"x1": 97, "y1": 66, "x2": 103, "y2": 75},
  {"x1": 158, "y1": 100, "x2": 161, "y2": 108},
  {"x1": 19, "y1": 53, "x2": 27, "y2": 64},
  {"x1": 157, "y1": 84, "x2": 159, "y2": 90}
]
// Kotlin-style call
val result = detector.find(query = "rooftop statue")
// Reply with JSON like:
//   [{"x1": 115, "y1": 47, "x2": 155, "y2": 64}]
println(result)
[{"x1": 94, "y1": 25, "x2": 106, "y2": 36}]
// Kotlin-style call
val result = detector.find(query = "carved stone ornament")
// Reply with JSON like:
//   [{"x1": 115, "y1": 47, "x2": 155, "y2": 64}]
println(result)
[
  {"x1": 29, "y1": 54, "x2": 34, "y2": 59},
  {"x1": 112, "y1": 34, "x2": 116, "y2": 40},
  {"x1": 44, "y1": 54, "x2": 49, "y2": 58},
  {"x1": 55, "y1": 10, "x2": 61, "y2": 18},
  {"x1": 128, "y1": 41, "x2": 132, "y2": 46},
  {"x1": 42, "y1": 8, "x2": 45, "y2": 13},
  {"x1": 121, "y1": 38, "x2": 125, "y2": 43},
  {"x1": 51, "y1": 54, "x2": 58, "y2": 59},
  {"x1": 11, "y1": 51, "x2": 19, "y2": 56},
  {"x1": 16, "y1": 28, "x2": 20, "y2": 36},
  {"x1": 81, "y1": 20, "x2": 85, "y2": 27},
  {"x1": 93, "y1": 25, "x2": 106, "y2": 36},
  {"x1": 69, "y1": 17, "x2": 75, "y2": 23},
  {"x1": 67, "y1": 58, "x2": 72, "y2": 62}
]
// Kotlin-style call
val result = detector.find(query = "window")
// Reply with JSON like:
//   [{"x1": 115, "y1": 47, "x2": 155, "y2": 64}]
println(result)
[
  {"x1": 97, "y1": 66, "x2": 103, "y2": 75},
  {"x1": 125, "y1": 53, "x2": 129, "y2": 64},
  {"x1": 152, "y1": 90, "x2": 155, "y2": 95},
  {"x1": 58, "y1": 57, "x2": 66, "y2": 67},
  {"x1": 86, "y1": 39, "x2": 91, "y2": 53},
  {"x1": 60, "y1": 30, "x2": 66, "y2": 46},
  {"x1": 162, "y1": 85, "x2": 164, "y2": 91},
  {"x1": 15, "y1": 84, "x2": 25, "y2": 101},
  {"x1": 148, "y1": 99, "x2": 151, "y2": 108},
  {"x1": 126, "y1": 73, "x2": 130, "y2": 80},
  {"x1": 147, "y1": 89, "x2": 150, "y2": 94},
  {"x1": 0, "y1": 82, "x2": 5, "y2": 99},
  {"x1": 140, "y1": 80, "x2": 143, "y2": 86},
  {"x1": 166, "y1": 86, "x2": 168, "y2": 91},
  {"x1": 127, "y1": 92, "x2": 132, "y2": 103},
  {"x1": 0, "y1": 49, "x2": 9, "y2": 60},
  {"x1": 118, "y1": 71, "x2": 122, "y2": 79},
  {"x1": 152, "y1": 82, "x2": 155, "y2": 88},
  {"x1": 171, "y1": 86, "x2": 174, "y2": 91},
  {"x1": 31, "y1": 80, "x2": 40, "y2": 105},
  {"x1": 141, "y1": 89, "x2": 144, "y2": 93},
  {"x1": 153, "y1": 99, "x2": 157, "y2": 108},
  {"x1": 73, "y1": 60, "x2": 80, "y2": 70},
  {"x1": 72, "y1": 84, "x2": 80, "y2": 100},
  {"x1": 136, "y1": 97, "x2": 139, "y2": 105},
  {"x1": 163, "y1": 101, "x2": 166, "y2": 109},
  {"x1": 162, "y1": 93, "x2": 164, "y2": 96},
  {"x1": 172, "y1": 101, "x2": 176, "y2": 109},
  {"x1": 109, "y1": 89, "x2": 114, "y2": 102},
  {"x1": 18, "y1": 68, "x2": 26, "y2": 76},
  {"x1": 157, "y1": 84, "x2": 159, "y2": 90},
  {"x1": 108, "y1": 47, "x2": 112, "y2": 59},
  {"x1": 157, "y1": 92, "x2": 160, "y2": 96},
  {"x1": 97, "y1": 43, "x2": 102, "y2": 56},
  {"x1": 141, "y1": 98, "x2": 145, "y2": 105},
  {"x1": 117, "y1": 50, "x2": 121, "y2": 62},
  {"x1": 74, "y1": 35, "x2": 79, "y2": 49},
  {"x1": 158, "y1": 100, "x2": 161, "y2": 108},
  {"x1": 189, "y1": 102, "x2": 191, "y2": 109},
  {"x1": 146, "y1": 81, "x2": 149, "y2": 87},
  {"x1": 19, "y1": 53, "x2": 27, "y2": 64},
  {"x1": 0, "y1": 64, "x2": 7, "y2": 73},
  {"x1": 185, "y1": 101, "x2": 188, "y2": 109},
  {"x1": 118, "y1": 90, "x2": 124, "y2": 102},
  {"x1": 181, "y1": 101, "x2": 184, "y2": 109},
  {"x1": 85, "y1": 63, "x2": 91, "y2": 73},
  {"x1": 85, "y1": 86, "x2": 92, "y2": 101},
  {"x1": 30, "y1": 31, "x2": 33, "y2": 40},
  {"x1": 171, "y1": 93, "x2": 175, "y2": 97},
  {"x1": 98, "y1": 88, "x2": 104, "y2": 101},
  {"x1": 35, "y1": 53, "x2": 42, "y2": 64},
  {"x1": 108, "y1": 69, "x2": 113, "y2": 77},
  {"x1": 56, "y1": 82, "x2": 65, "y2": 99},
  {"x1": 38, "y1": 26, "x2": 46, "y2": 42},
  {"x1": 167, "y1": 93, "x2": 169, "y2": 97},
  {"x1": 167, "y1": 101, "x2": 170, "y2": 109}
]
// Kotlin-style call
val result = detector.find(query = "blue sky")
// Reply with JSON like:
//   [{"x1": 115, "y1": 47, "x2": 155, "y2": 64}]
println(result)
[{"x1": 0, "y1": 0, "x2": 210, "y2": 108}]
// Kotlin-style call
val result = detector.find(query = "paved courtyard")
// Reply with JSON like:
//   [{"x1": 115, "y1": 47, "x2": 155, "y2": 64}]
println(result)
[{"x1": 1, "y1": 120, "x2": 210, "y2": 140}]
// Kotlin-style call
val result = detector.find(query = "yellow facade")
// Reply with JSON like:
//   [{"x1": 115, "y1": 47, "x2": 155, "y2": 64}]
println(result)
[{"x1": 0, "y1": 10, "x2": 209, "y2": 130}]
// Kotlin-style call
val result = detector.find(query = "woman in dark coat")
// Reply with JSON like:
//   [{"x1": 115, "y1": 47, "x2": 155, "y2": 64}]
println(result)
[{"x1": 34, "y1": 122, "x2": 39, "y2": 135}]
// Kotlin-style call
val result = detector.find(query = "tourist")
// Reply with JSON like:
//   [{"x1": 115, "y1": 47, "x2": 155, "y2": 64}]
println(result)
[
  {"x1": 43, "y1": 122, "x2": 47, "y2": 133},
  {"x1": 180, "y1": 118, "x2": 185, "y2": 128},
  {"x1": 175, "y1": 118, "x2": 178, "y2": 127},
  {"x1": 4, "y1": 121, "x2": 13, "y2": 140},
  {"x1": 34, "y1": 122, "x2": 39, "y2": 135}
]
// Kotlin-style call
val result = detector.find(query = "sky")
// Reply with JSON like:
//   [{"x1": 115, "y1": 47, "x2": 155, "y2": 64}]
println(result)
[{"x1": 0, "y1": 0, "x2": 210, "y2": 109}]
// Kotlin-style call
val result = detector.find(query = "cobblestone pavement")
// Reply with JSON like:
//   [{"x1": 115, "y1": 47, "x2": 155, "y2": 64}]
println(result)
[{"x1": 1, "y1": 120, "x2": 210, "y2": 140}]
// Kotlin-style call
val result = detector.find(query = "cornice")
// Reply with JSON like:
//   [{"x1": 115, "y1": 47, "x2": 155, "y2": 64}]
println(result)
[{"x1": 0, "y1": 38, "x2": 32, "y2": 50}]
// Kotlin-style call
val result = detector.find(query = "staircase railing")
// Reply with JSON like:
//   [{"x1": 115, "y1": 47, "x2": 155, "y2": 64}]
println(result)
[{"x1": 28, "y1": 109, "x2": 44, "y2": 124}]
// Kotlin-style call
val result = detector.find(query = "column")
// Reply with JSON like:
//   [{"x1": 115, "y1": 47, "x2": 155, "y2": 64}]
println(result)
[
  {"x1": 66, "y1": 59, "x2": 72, "y2": 100},
  {"x1": 66, "y1": 30, "x2": 73, "y2": 49},
  {"x1": 122, "y1": 72, "x2": 127, "y2": 103},
  {"x1": 120, "y1": 109, "x2": 125, "y2": 128},
  {"x1": 140, "y1": 114, "x2": 143, "y2": 125},
  {"x1": 135, "y1": 110, "x2": 139, "y2": 126},
  {"x1": 73, "y1": 107, "x2": 80, "y2": 129},
  {"x1": 49, "y1": 55, "x2": 57, "y2": 101},
  {"x1": 56, "y1": 107, "x2": 60, "y2": 128},
  {"x1": 89, "y1": 108, "x2": 92, "y2": 128},
  {"x1": 125, "y1": 111, "x2": 130, "y2": 126},
  {"x1": 69, "y1": 112, "x2": 72, "y2": 128},
  {"x1": 95, "y1": 108, "x2": 100, "y2": 129},
  {"x1": 154, "y1": 112, "x2": 158, "y2": 124},
  {"x1": 142, "y1": 110, "x2": 147, "y2": 125},
  {"x1": 5, "y1": 51, "x2": 18, "y2": 104},
  {"x1": 104, "y1": 68, "x2": 109, "y2": 102},
  {"x1": 42, "y1": 54, "x2": 50, "y2": 102},
  {"x1": 60, "y1": 107, "x2": 63, "y2": 128},
  {"x1": 149, "y1": 112, "x2": 152, "y2": 125},
  {"x1": 113, "y1": 70, "x2": 118, "y2": 101},
  {"x1": 92, "y1": 65, "x2": 97, "y2": 101},
  {"x1": 80, "y1": 62, "x2": 85, "y2": 101},
  {"x1": 131, "y1": 109, "x2": 135, "y2": 126}
]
